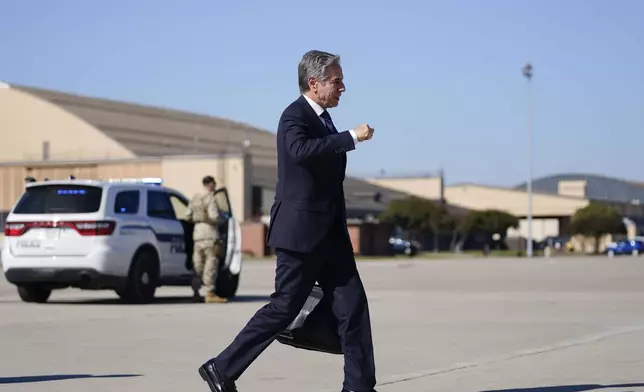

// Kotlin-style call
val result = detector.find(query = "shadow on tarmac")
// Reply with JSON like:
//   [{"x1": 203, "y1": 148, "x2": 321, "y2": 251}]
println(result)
[
  {"x1": 481, "y1": 383, "x2": 644, "y2": 392},
  {"x1": 44, "y1": 294, "x2": 271, "y2": 305},
  {"x1": 0, "y1": 373, "x2": 141, "y2": 384}
]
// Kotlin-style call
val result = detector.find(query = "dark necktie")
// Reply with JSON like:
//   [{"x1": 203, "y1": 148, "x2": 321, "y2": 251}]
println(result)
[{"x1": 320, "y1": 110, "x2": 338, "y2": 134}]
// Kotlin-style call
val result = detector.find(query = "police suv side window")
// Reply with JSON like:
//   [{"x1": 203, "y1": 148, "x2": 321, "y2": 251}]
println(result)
[
  {"x1": 114, "y1": 190, "x2": 140, "y2": 214},
  {"x1": 147, "y1": 190, "x2": 176, "y2": 220}
]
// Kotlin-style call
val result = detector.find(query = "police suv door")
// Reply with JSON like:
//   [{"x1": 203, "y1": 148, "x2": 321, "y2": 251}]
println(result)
[
  {"x1": 212, "y1": 188, "x2": 242, "y2": 298},
  {"x1": 145, "y1": 189, "x2": 185, "y2": 276},
  {"x1": 166, "y1": 191, "x2": 194, "y2": 277}
]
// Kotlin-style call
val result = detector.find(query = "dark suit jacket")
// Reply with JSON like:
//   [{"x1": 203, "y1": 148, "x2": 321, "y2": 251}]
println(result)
[{"x1": 266, "y1": 95, "x2": 356, "y2": 253}]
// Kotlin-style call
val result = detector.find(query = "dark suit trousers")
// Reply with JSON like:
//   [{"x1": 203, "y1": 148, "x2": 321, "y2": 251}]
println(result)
[{"x1": 212, "y1": 217, "x2": 377, "y2": 391}]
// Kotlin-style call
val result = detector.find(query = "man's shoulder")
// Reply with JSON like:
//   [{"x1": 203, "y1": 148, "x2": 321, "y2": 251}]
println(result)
[{"x1": 280, "y1": 96, "x2": 308, "y2": 118}]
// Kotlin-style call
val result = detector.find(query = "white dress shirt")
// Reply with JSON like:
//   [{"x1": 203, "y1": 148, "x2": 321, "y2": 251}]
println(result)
[{"x1": 302, "y1": 94, "x2": 359, "y2": 146}]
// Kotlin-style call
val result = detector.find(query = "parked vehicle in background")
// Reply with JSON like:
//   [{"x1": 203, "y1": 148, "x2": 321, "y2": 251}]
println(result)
[
  {"x1": 605, "y1": 239, "x2": 644, "y2": 257},
  {"x1": 536, "y1": 236, "x2": 570, "y2": 250},
  {"x1": 389, "y1": 236, "x2": 420, "y2": 257},
  {"x1": 1, "y1": 178, "x2": 242, "y2": 303}
]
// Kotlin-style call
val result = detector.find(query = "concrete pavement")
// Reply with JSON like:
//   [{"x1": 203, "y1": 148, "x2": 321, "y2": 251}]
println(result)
[{"x1": 2, "y1": 256, "x2": 644, "y2": 392}]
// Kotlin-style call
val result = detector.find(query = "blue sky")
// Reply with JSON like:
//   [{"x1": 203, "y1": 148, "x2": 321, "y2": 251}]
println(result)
[{"x1": 2, "y1": 0, "x2": 642, "y2": 186}]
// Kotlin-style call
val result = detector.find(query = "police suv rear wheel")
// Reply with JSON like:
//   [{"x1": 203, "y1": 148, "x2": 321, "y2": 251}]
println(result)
[
  {"x1": 17, "y1": 285, "x2": 52, "y2": 303},
  {"x1": 117, "y1": 250, "x2": 159, "y2": 304}
]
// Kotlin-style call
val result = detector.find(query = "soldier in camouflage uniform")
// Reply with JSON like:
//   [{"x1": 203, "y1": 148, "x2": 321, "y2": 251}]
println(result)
[{"x1": 185, "y1": 175, "x2": 227, "y2": 303}]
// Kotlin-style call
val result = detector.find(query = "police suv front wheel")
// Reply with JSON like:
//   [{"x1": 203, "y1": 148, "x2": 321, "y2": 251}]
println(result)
[
  {"x1": 117, "y1": 250, "x2": 159, "y2": 304},
  {"x1": 215, "y1": 272, "x2": 239, "y2": 299}
]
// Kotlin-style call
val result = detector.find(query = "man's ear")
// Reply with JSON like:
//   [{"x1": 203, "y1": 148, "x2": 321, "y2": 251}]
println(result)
[{"x1": 307, "y1": 76, "x2": 317, "y2": 92}]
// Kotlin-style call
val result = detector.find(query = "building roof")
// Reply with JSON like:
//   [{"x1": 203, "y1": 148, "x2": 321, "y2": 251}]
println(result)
[
  {"x1": 514, "y1": 173, "x2": 644, "y2": 204},
  {"x1": 253, "y1": 165, "x2": 470, "y2": 217},
  {"x1": 449, "y1": 182, "x2": 587, "y2": 201},
  {"x1": 10, "y1": 83, "x2": 452, "y2": 215},
  {"x1": 13, "y1": 84, "x2": 279, "y2": 167},
  {"x1": 252, "y1": 165, "x2": 405, "y2": 214}
]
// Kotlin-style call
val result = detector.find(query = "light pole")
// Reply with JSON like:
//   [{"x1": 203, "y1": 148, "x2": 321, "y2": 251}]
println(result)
[{"x1": 522, "y1": 62, "x2": 533, "y2": 257}]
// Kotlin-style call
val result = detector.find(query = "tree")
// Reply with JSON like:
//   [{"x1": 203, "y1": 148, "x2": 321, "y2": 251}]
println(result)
[
  {"x1": 569, "y1": 202, "x2": 625, "y2": 253},
  {"x1": 455, "y1": 209, "x2": 519, "y2": 251},
  {"x1": 379, "y1": 196, "x2": 455, "y2": 251}
]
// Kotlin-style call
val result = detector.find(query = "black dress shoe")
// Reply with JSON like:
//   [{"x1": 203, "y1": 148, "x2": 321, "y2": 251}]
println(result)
[
  {"x1": 341, "y1": 390, "x2": 378, "y2": 392},
  {"x1": 198, "y1": 359, "x2": 237, "y2": 392},
  {"x1": 341, "y1": 390, "x2": 377, "y2": 392}
]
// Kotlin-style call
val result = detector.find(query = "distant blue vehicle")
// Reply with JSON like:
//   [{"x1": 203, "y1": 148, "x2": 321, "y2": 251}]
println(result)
[
  {"x1": 605, "y1": 239, "x2": 644, "y2": 256},
  {"x1": 388, "y1": 236, "x2": 420, "y2": 257}
]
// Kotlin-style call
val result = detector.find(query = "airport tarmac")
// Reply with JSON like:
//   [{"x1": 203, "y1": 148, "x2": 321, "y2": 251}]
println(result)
[{"x1": 2, "y1": 256, "x2": 644, "y2": 392}]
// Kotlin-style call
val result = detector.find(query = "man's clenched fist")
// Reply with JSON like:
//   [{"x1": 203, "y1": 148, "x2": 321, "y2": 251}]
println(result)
[{"x1": 355, "y1": 123, "x2": 375, "y2": 142}]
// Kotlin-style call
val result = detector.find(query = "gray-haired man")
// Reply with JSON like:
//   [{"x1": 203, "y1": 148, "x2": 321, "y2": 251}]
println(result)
[{"x1": 197, "y1": 50, "x2": 377, "y2": 392}]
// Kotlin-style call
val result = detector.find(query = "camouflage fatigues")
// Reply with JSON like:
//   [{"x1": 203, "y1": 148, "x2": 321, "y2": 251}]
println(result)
[
  {"x1": 192, "y1": 240, "x2": 221, "y2": 292},
  {"x1": 185, "y1": 191, "x2": 223, "y2": 295}
]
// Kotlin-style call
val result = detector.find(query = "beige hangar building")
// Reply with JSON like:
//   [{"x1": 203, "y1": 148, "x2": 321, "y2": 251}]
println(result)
[
  {"x1": 2, "y1": 81, "x2": 643, "y2": 254},
  {"x1": 365, "y1": 173, "x2": 644, "y2": 248},
  {"x1": 0, "y1": 82, "x2": 414, "y2": 255}
]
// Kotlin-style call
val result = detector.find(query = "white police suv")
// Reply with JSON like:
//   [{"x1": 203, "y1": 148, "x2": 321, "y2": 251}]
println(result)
[{"x1": 1, "y1": 178, "x2": 242, "y2": 304}]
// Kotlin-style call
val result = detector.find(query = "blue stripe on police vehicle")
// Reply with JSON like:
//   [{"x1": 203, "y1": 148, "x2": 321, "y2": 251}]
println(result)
[{"x1": 119, "y1": 224, "x2": 185, "y2": 253}]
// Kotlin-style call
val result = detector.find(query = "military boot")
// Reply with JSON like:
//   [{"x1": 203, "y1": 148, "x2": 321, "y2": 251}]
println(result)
[{"x1": 205, "y1": 292, "x2": 228, "y2": 303}]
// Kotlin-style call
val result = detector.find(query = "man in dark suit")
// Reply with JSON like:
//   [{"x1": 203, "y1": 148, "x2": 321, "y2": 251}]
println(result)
[{"x1": 198, "y1": 50, "x2": 377, "y2": 392}]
